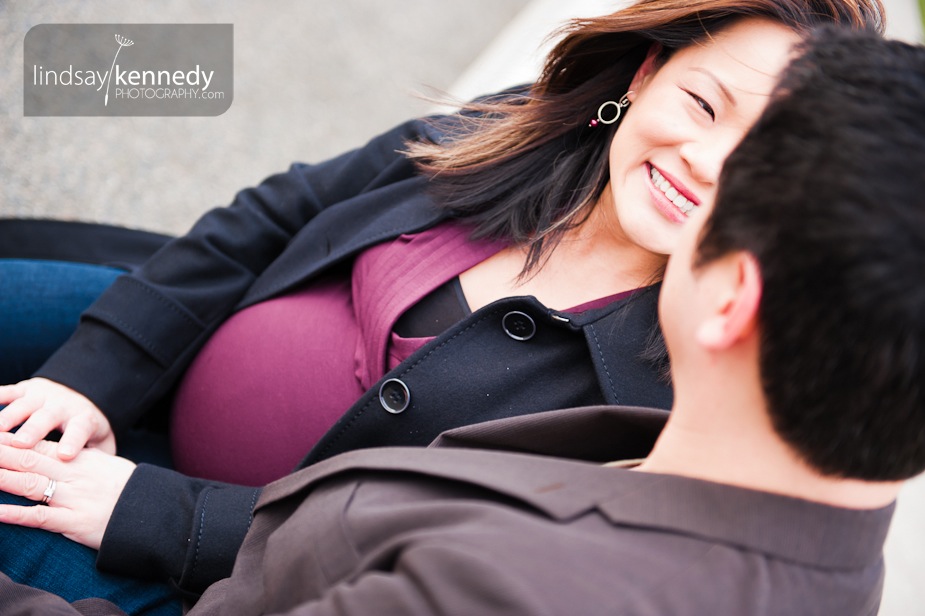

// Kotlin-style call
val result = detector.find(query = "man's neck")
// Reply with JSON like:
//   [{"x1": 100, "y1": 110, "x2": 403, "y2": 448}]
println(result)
[{"x1": 636, "y1": 378, "x2": 901, "y2": 510}]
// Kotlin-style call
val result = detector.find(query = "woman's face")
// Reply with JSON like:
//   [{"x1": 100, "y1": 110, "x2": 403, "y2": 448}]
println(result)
[{"x1": 602, "y1": 17, "x2": 800, "y2": 256}]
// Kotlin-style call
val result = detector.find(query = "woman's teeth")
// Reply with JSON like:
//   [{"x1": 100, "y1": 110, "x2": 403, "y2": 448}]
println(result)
[{"x1": 650, "y1": 167, "x2": 695, "y2": 215}]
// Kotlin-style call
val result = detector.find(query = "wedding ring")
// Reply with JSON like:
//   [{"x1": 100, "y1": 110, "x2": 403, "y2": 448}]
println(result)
[{"x1": 40, "y1": 478, "x2": 57, "y2": 505}]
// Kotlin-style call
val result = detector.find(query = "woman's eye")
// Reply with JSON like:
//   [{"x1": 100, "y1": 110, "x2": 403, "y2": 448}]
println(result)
[{"x1": 684, "y1": 90, "x2": 715, "y2": 120}]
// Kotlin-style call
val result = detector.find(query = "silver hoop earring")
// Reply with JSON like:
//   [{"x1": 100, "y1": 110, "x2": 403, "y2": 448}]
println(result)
[{"x1": 589, "y1": 92, "x2": 632, "y2": 127}]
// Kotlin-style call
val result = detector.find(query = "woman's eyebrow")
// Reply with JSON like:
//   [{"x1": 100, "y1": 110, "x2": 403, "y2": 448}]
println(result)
[{"x1": 691, "y1": 67, "x2": 737, "y2": 105}]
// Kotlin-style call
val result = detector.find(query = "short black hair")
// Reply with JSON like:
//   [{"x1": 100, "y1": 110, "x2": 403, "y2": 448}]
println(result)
[{"x1": 697, "y1": 27, "x2": 925, "y2": 481}]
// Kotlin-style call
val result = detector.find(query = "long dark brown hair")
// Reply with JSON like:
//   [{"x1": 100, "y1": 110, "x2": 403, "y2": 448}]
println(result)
[{"x1": 407, "y1": 0, "x2": 884, "y2": 273}]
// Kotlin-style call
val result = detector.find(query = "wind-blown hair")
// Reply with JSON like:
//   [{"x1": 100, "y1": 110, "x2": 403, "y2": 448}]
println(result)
[
  {"x1": 697, "y1": 27, "x2": 925, "y2": 480},
  {"x1": 408, "y1": 0, "x2": 884, "y2": 273}
]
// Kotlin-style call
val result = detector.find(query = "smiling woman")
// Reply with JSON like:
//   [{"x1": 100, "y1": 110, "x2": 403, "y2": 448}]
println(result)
[
  {"x1": 600, "y1": 18, "x2": 800, "y2": 256},
  {"x1": 0, "y1": 0, "x2": 884, "y2": 613},
  {"x1": 453, "y1": 19, "x2": 801, "y2": 314}
]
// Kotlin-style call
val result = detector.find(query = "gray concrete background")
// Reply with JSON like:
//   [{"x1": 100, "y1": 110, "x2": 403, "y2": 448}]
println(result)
[
  {"x1": 1, "y1": 0, "x2": 528, "y2": 234},
  {"x1": 1, "y1": 2, "x2": 923, "y2": 614}
]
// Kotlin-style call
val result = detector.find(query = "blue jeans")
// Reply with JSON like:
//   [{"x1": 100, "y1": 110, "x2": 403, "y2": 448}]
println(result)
[
  {"x1": 0, "y1": 259, "x2": 182, "y2": 614},
  {"x1": 0, "y1": 492, "x2": 182, "y2": 615},
  {"x1": 0, "y1": 259, "x2": 123, "y2": 383}
]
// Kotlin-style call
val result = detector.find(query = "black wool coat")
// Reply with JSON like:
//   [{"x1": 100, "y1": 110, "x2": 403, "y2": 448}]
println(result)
[{"x1": 27, "y1": 115, "x2": 673, "y2": 593}]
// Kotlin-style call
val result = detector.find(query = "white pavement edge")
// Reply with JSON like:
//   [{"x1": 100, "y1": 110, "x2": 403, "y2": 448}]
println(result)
[{"x1": 443, "y1": 0, "x2": 923, "y2": 104}]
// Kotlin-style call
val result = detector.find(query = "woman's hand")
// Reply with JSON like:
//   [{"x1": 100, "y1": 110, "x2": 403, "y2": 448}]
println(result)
[
  {"x1": 0, "y1": 433, "x2": 134, "y2": 550},
  {"x1": 0, "y1": 378, "x2": 116, "y2": 460}
]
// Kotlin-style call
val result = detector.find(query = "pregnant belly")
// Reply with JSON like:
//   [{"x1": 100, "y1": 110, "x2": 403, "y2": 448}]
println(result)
[{"x1": 170, "y1": 275, "x2": 365, "y2": 486}]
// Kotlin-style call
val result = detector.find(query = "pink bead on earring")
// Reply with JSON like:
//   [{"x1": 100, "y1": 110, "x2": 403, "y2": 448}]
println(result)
[{"x1": 589, "y1": 92, "x2": 632, "y2": 127}]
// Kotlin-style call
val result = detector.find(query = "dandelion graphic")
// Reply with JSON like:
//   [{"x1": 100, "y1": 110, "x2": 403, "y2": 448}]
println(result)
[{"x1": 100, "y1": 34, "x2": 134, "y2": 106}]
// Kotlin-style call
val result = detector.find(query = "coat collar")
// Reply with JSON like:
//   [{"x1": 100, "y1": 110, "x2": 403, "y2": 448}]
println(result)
[
  {"x1": 241, "y1": 176, "x2": 447, "y2": 307},
  {"x1": 259, "y1": 405, "x2": 894, "y2": 570}
]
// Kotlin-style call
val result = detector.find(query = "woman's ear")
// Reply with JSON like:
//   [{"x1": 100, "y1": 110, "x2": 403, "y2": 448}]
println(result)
[
  {"x1": 695, "y1": 252, "x2": 762, "y2": 350},
  {"x1": 627, "y1": 43, "x2": 663, "y2": 99}
]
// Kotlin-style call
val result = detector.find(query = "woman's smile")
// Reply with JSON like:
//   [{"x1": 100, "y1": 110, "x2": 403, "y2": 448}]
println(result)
[{"x1": 647, "y1": 162, "x2": 698, "y2": 222}]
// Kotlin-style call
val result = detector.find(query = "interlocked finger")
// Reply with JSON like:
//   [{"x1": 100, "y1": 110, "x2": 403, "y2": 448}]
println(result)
[
  {"x1": 0, "y1": 466, "x2": 56, "y2": 504},
  {"x1": 0, "y1": 393, "x2": 40, "y2": 432},
  {"x1": 0, "y1": 432, "x2": 58, "y2": 455},
  {"x1": 0, "y1": 443, "x2": 62, "y2": 502},
  {"x1": 11, "y1": 406, "x2": 67, "y2": 448}
]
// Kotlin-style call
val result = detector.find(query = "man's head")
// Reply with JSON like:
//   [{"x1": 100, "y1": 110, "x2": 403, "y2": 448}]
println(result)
[{"x1": 662, "y1": 27, "x2": 925, "y2": 481}]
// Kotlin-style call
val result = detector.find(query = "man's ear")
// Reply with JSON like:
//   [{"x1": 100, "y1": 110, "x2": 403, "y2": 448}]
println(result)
[
  {"x1": 695, "y1": 252, "x2": 762, "y2": 350},
  {"x1": 627, "y1": 43, "x2": 663, "y2": 99}
]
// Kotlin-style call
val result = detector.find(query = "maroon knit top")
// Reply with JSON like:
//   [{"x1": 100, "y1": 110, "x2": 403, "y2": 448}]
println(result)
[{"x1": 170, "y1": 223, "x2": 505, "y2": 485}]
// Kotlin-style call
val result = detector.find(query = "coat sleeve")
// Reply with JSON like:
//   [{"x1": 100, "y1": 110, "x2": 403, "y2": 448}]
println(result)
[
  {"x1": 95, "y1": 464, "x2": 261, "y2": 596},
  {"x1": 33, "y1": 116, "x2": 439, "y2": 434}
]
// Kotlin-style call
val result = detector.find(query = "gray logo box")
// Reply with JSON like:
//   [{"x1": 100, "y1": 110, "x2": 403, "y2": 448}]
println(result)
[{"x1": 24, "y1": 24, "x2": 233, "y2": 116}]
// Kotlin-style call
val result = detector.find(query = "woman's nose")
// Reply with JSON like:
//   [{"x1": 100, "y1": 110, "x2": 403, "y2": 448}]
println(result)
[{"x1": 678, "y1": 136, "x2": 733, "y2": 186}]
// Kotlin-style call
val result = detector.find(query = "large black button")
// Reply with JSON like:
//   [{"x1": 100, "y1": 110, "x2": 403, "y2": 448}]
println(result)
[
  {"x1": 502, "y1": 311, "x2": 536, "y2": 341},
  {"x1": 379, "y1": 378, "x2": 411, "y2": 414}
]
